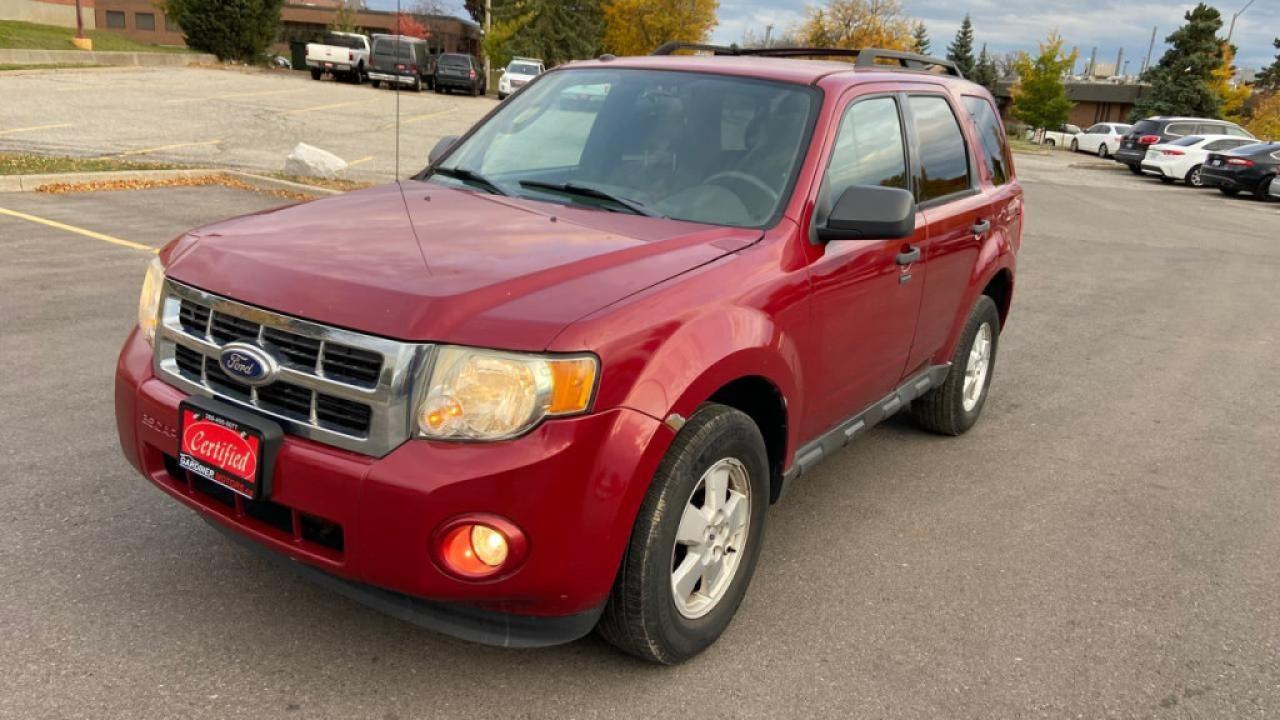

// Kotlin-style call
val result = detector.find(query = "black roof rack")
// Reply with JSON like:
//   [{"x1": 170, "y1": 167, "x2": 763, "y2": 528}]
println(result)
[{"x1": 649, "y1": 42, "x2": 964, "y2": 78}]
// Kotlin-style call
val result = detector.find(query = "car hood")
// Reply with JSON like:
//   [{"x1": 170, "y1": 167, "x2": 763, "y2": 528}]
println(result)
[{"x1": 163, "y1": 181, "x2": 759, "y2": 350}]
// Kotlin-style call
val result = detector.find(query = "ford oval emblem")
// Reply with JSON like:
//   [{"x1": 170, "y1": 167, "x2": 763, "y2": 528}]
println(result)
[{"x1": 217, "y1": 342, "x2": 279, "y2": 387}]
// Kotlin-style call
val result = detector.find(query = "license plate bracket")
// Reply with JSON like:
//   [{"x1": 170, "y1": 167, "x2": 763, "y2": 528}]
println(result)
[{"x1": 178, "y1": 396, "x2": 282, "y2": 500}]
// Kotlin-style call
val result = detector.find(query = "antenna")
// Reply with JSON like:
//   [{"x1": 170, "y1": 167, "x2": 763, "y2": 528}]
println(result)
[{"x1": 394, "y1": 0, "x2": 401, "y2": 179}]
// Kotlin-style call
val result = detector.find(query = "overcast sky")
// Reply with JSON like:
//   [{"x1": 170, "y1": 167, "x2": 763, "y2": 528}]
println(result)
[{"x1": 369, "y1": 0, "x2": 1278, "y2": 71}]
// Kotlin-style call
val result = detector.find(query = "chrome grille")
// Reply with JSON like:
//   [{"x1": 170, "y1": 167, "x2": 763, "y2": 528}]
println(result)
[{"x1": 154, "y1": 280, "x2": 432, "y2": 456}]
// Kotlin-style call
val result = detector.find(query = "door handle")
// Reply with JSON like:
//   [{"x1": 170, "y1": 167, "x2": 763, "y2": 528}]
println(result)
[
  {"x1": 896, "y1": 246, "x2": 921, "y2": 265},
  {"x1": 972, "y1": 219, "x2": 992, "y2": 235}
]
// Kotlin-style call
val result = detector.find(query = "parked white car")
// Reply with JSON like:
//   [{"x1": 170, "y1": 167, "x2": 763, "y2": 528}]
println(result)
[
  {"x1": 1140, "y1": 134, "x2": 1260, "y2": 186},
  {"x1": 497, "y1": 57, "x2": 544, "y2": 100},
  {"x1": 305, "y1": 32, "x2": 370, "y2": 83},
  {"x1": 1071, "y1": 122, "x2": 1132, "y2": 158}
]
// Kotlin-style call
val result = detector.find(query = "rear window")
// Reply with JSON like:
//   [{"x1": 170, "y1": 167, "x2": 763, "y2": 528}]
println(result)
[
  {"x1": 1113, "y1": 124, "x2": 1132, "y2": 133},
  {"x1": 373, "y1": 40, "x2": 417, "y2": 59},
  {"x1": 962, "y1": 95, "x2": 1011, "y2": 186},
  {"x1": 439, "y1": 54, "x2": 470, "y2": 68},
  {"x1": 322, "y1": 34, "x2": 364, "y2": 49},
  {"x1": 1129, "y1": 120, "x2": 1160, "y2": 135}
]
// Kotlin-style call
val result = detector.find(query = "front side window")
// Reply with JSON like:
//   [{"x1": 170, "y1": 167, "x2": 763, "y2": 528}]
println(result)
[
  {"x1": 1085, "y1": 124, "x2": 1105, "y2": 134},
  {"x1": 909, "y1": 95, "x2": 971, "y2": 202},
  {"x1": 818, "y1": 96, "x2": 908, "y2": 216},
  {"x1": 961, "y1": 95, "x2": 1010, "y2": 186},
  {"x1": 435, "y1": 68, "x2": 818, "y2": 228}
]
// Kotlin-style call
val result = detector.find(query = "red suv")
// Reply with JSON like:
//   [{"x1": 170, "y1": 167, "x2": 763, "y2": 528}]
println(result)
[{"x1": 116, "y1": 45, "x2": 1021, "y2": 663}]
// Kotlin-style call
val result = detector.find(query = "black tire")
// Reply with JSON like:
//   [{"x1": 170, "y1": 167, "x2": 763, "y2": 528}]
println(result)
[
  {"x1": 597, "y1": 404, "x2": 769, "y2": 665},
  {"x1": 1045, "y1": 139, "x2": 1055, "y2": 147},
  {"x1": 470, "y1": 82, "x2": 480, "y2": 97},
  {"x1": 1255, "y1": 176, "x2": 1277, "y2": 202},
  {"x1": 1097, "y1": 144, "x2": 1109, "y2": 158},
  {"x1": 1159, "y1": 176, "x2": 1174, "y2": 184},
  {"x1": 371, "y1": 79, "x2": 381, "y2": 89},
  {"x1": 1070, "y1": 139, "x2": 1078, "y2": 152},
  {"x1": 1127, "y1": 164, "x2": 1143, "y2": 175},
  {"x1": 911, "y1": 295, "x2": 1000, "y2": 436},
  {"x1": 1219, "y1": 187, "x2": 1240, "y2": 197},
  {"x1": 1185, "y1": 164, "x2": 1204, "y2": 187},
  {"x1": 498, "y1": 92, "x2": 507, "y2": 100},
  {"x1": 412, "y1": 77, "x2": 422, "y2": 92},
  {"x1": 309, "y1": 68, "x2": 322, "y2": 80}
]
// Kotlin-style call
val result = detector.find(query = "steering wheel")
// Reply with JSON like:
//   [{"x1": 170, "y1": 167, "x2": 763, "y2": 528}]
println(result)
[{"x1": 702, "y1": 171, "x2": 780, "y2": 212}]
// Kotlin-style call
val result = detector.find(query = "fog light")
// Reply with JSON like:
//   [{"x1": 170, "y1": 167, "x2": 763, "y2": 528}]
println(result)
[{"x1": 434, "y1": 515, "x2": 526, "y2": 580}]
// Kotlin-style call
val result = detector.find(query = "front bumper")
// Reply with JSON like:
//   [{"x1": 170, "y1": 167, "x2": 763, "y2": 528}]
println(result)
[{"x1": 115, "y1": 328, "x2": 671, "y2": 645}]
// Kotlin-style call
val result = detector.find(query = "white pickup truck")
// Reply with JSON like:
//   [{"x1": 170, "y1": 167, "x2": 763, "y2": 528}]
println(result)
[{"x1": 305, "y1": 32, "x2": 370, "y2": 84}]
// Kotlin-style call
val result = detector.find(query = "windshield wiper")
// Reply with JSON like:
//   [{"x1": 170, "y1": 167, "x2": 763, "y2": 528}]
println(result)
[
  {"x1": 430, "y1": 166, "x2": 507, "y2": 196},
  {"x1": 518, "y1": 180, "x2": 662, "y2": 218}
]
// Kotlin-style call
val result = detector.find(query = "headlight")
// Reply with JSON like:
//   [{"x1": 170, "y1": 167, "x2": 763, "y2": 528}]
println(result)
[
  {"x1": 137, "y1": 256, "x2": 165, "y2": 344},
  {"x1": 417, "y1": 346, "x2": 598, "y2": 441}
]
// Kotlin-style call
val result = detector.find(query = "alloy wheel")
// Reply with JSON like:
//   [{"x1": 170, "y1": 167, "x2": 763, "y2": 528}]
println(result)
[
  {"x1": 963, "y1": 323, "x2": 993, "y2": 412},
  {"x1": 1189, "y1": 166, "x2": 1203, "y2": 186},
  {"x1": 671, "y1": 458, "x2": 751, "y2": 619}
]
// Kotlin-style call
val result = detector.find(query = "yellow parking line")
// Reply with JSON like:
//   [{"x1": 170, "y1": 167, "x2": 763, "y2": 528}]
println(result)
[
  {"x1": 164, "y1": 88, "x2": 306, "y2": 104},
  {"x1": 379, "y1": 108, "x2": 455, "y2": 130},
  {"x1": 0, "y1": 123, "x2": 74, "y2": 136},
  {"x1": 0, "y1": 207, "x2": 156, "y2": 253},
  {"x1": 279, "y1": 99, "x2": 375, "y2": 117},
  {"x1": 347, "y1": 155, "x2": 374, "y2": 167},
  {"x1": 114, "y1": 139, "x2": 221, "y2": 157}
]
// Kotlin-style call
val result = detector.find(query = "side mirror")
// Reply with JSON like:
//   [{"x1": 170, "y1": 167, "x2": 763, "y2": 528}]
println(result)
[
  {"x1": 817, "y1": 185, "x2": 916, "y2": 242},
  {"x1": 428, "y1": 135, "x2": 459, "y2": 165}
]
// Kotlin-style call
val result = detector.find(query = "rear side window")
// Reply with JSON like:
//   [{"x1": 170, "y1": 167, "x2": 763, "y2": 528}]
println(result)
[
  {"x1": 1113, "y1": 124, "x2": 1132, "y2": 134},
  {"x1": 823, "y1": 96, "x2": 909, "y2": 202},
  {"x1": 909, "y1": 95, "x2": 971, "y2": 202},
  {"x1": 961, "y1": 95, "x2": 1011, "y2": 186},
  {"x1": 1225, "y1": 126, "x2": 1253, "y2": 138},
  {"x1": 1165, "y1": 122, "x2": 1195, "y2": 137}
]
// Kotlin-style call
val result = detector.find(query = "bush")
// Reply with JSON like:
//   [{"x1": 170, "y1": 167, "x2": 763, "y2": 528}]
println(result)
[{"x1": 163, "y1": 0, "x2": 284, "y2": 62}]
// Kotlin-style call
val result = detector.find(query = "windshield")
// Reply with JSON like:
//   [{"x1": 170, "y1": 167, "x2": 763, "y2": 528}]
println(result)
[
  {"x1": 373, "y1": 40, "x2": 416, "y2": 60},
  {"x1": 508, "y1": 62, "x2": 539, "y2": 75},
  {"x1": 432, "y1": 68, "x2": 818, "y2": 228}
]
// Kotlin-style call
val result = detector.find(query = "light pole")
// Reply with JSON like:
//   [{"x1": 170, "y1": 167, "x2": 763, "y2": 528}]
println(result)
[
  {"x1": 483, "y1": 0, "x2": 491, "y2": 93},
  {"x1": 1225, "y1": 0, "x2": 1256, "y2": 43}
]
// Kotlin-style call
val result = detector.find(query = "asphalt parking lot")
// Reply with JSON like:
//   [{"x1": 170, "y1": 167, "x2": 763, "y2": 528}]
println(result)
[
  {"x1": 1, "y1": 151, "x2": 1278, "y2": 719},
  {"x1": 0, "y1": 66, "x2": 497, "y2": 181}
]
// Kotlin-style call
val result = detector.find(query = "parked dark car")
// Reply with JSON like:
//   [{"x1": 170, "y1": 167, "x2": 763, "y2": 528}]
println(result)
[
  {"x1": 367, "y1": 35, "x2": 433, "y2": 92},
  {"x1": 1199, "y1": 142, "x2": 1280, "y2": 200},
  {"x1": 434, "y1": 53, "x2": 485, "y2": 96},
  {"x1": 1114, "y1": 116, "x2": 1254, "y2": 175}
]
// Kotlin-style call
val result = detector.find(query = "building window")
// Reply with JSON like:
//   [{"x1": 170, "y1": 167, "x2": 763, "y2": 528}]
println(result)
[
  {"x1": 105, "y1": 10, "x2": 126, "y2": 29},
  {"x1": 136, "y1": 12, "x2": 156, "y2": 31},
  {"x1": 165, "y1": 15, "x2": 180, "y2": 32}
]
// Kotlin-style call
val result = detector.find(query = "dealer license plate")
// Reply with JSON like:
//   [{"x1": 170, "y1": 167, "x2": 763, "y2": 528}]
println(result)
[{"x1": 178, "y1": 397, "x2": 281, "y2": 500}]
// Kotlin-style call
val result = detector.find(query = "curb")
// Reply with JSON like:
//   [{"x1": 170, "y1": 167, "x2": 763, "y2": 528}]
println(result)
[
  {"x1": 0, "y1": 168, "x2": 343, "y2": 195},
  {"x1": 0, "y1": 49, "x2": 215, "y2": 67}
]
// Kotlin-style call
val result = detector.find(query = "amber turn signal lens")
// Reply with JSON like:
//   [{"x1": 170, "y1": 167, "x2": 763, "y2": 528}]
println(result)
[{"x1": 547, "y1": 357, "x2": 597, "y2": 415}]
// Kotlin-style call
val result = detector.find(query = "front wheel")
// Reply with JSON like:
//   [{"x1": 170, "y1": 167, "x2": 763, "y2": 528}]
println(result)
[
  {"x1": 1070, "y1": 139, "x2": 1079, "y2": 152},
  {"x1": 309, "y1": 68, "x2": 322, "y2": 80},
  {"x1": 1185, "y1": 164, "x2": 1204, "y2": 187},
  {"x1": 370, "y1": 79, "x2": 381, "y2": 89},
  {"x1": 911, "y1": 295, "x2": 1000, "y2": 436},
  {"x1": 597, "y1": 404, "x2": 769, "y2": 664},
  {"x1": 1256, "y1": 176, "x2": 1278, "y2": 202}
]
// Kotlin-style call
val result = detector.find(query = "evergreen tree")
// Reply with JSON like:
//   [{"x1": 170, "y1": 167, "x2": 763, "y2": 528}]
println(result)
[
  {"x1": 163, "y1": 0, "x2": 284, "y2": 62},
  {"x1": 970, "y1": 42, "x2": 998, "y2": 91},
  {"x1": 946, "y1": 14, "x2": 975, "y2": 77},
  {"x1": 911, "y1": 22, "x2": 930, "y2": 55},
  {"x1": 1011, "y1": 32, "x2": 1077, "y2": 130},
  {"x1": 1255, "y1": 37, "x2": 1280, "y2": 92},
  {"x1": 1131, "y1": 3, "x2": 1224, "y2": 120},
  {"x1": 484, "y1": 0, "x2": 604, "y2": 68}
]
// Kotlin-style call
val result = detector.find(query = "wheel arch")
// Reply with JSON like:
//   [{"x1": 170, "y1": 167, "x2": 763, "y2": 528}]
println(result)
[{"x1": 706, "y1": 375, "x2": 790, "y2": 503}]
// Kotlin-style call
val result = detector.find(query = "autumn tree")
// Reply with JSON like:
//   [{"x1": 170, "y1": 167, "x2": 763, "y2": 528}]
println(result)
[
  {"x1": 911, "y1": 21, "x2": 929, "y2": 54},
  {"x1": 1011, "y1": 31, "x2": 1077, "y2": 130},
  {"x1": 329, "y1": 0, "x2": 357, "y2": 32},
  {"x1": 601, "y1": 0, "x2": 717, "y2": 56},
  {"x1": 797, "y1": 0, "x2": 914, "y2": 53},
  {"x1": 946, "y1": 14, "x2": 975, "y2": 77},
  {"x1": 1245, "y1": 91, "x2": 1280, "y2": 139},
  {"x1": 1210, "y1": 43, "x2": 1250, "y2": 123},
  {"x1": 395, "y1": 11, "x2": 428, "y2": 38},
  {"x1": 1131, "y1": 3, "x2": 1224, "y2": 120}
]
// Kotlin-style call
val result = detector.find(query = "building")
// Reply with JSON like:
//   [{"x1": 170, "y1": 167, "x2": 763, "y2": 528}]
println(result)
[
  {"x1": 995, "y1": 80, "x2": 1150, "y2": 126},
  {"x1": 0, "y1": 0, "x2": 96, "y2": 29},
  {"x1": 88, "y1": 0, "x2": 481, "y2": 55}
]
